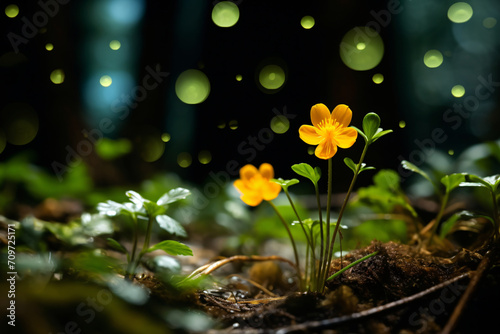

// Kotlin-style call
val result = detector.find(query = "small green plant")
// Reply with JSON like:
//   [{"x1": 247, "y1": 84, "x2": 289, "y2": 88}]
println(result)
[
  {"x1": 233, "y1": 104, "x2": 391, "y2": 293},
  {"x1": 400, "y1": 161, "x2": 469, "y2": 245},
  {"x1": 97, "y1": 188, "x2": 193, "y2": 280}
]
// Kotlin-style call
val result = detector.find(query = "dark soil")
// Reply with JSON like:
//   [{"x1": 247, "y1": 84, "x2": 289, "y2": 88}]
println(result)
[{"x1": 187, "y1": 240, "x2": 500, "y2": 334}]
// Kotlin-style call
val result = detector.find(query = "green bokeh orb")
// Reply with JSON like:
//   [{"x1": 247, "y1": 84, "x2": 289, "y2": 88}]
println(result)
[
  {"x1": 339, "y1": 27, "x2": 384, "y2": 71},
  {"x1": 175, "y1": 69, "x2": 211, "y2": 104},
  {"x1": 212, "y1": 1, "x2": 240, "y2": 28},
  {"x1": 258, "y1": 64, "x2": 286, "y2": 90},
  {"x1": 423, "y1": 50, "x2": 443, "y2": 68},
  {"x1": 270, "y1": 115, "x2": 290, "y2": 134},
  {"x1": 301, "y1": 16, "x2": 315, "y2": 29},
  {"x1": 447, "y1": 2, "x2": 473, "y2": 23}
]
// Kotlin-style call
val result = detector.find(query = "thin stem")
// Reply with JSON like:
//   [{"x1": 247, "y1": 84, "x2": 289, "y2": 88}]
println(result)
[
  {"x1": 268, "y1": 201, "x2": 303, "y2": 290},
  {"x1": 490, "y1": 191, "x2": 499, "y2": 239},
  {"x1": 323, "y1": 143, "x2": 369, "y2": 287},
  {"x1": 126, "y1": 214, "x2": 139, "y2": 280},
  {"x1": 427, "y1": 191, "x2": 449, "y2": 247},
  {"x1": 315, "y1": 182, "x2": 324, "y2": 291},
  {"x1": 319, "y1": 158, "x2": 333, "y2": 292},
  {"x1": 326, "y1": 251, "x2": 379, "y2": 281},
  {"x1": 141, "y1": 215, "x2": 155, "y2": 254},
  {"x1": 283, "y1": 189, "x2": 315, "y2": 290}
]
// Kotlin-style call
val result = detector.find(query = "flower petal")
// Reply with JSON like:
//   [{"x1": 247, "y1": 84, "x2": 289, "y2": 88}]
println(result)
[
  {"x1": 331, "y1": 104, "x2": 352, "y2": 127},
  {"x1": 259, "y1": 163, "x2": 275, "y2": 180},
  {"x1": 336, "y1": 127, "x2": 358, "y2": 148},
  {"x1": 262, "y1": 182, "x2": 281, "y2": 201},
  {"x1": 315, "y1": 140, "x2": 338, "y2": 160},
  {"x1": 240, "y1": 192, "x2": 263, "y2": 206},
  {"x1": 299, "y1": 125, "x2": 323, "y2": 145},
  {"x1": 239, "y1": 164, "x2": 258, "y2": 182},
  {"x1": 311, "y1": 103, "x2": 331, "y2": 127}
]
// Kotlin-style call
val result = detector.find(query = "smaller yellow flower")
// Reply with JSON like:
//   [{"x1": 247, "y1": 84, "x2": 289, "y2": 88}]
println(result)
[
  {"x1": 234, "y1": 163, "x2": 281, "y2": 206},
  {"x1": 299, "y1": 103, "x2": 358, "y2": 159}
]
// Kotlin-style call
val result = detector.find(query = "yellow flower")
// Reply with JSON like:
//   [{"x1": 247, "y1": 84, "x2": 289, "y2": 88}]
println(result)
[
  {"x1": 299, "y1": 103, "x2": 358, "y2": 159},
  {"x1": 234, "y1": 163, "x2": 281, "y2": 206}
]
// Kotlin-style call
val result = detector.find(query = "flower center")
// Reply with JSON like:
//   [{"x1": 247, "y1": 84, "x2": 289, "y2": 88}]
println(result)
[{"x1": 317, "y1": 118, "x2": 341, "y2": 141}]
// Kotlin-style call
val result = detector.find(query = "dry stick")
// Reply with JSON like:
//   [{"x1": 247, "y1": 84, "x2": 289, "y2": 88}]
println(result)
[
  {"x1": 274, "y1": 273, "x2": 471, "y2": 334},
  {"x1": 227, "y1": 274, "x2": 277, "y2": 297},
  {"x1": 441, "y1": 248, "x2": 494, "y2": 334},
  {"x1": 187, "y1": 255, "x2": 296, "y2": 280}
]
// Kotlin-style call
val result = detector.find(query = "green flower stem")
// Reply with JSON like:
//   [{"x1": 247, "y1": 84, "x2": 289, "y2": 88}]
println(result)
[
  {"x1": 268, "y1": 201, "x2": 303, "y2": 290},
  {"x1": 315, "y1": 181, "x2": 325, "y2": 291},
  {"x1": 126, "y1": 214, "x2": 139, "y2": 280},
  {"x1": 283, "y1": 189, "x2": 314, "y2": 256},
  {"x1": 319, "y1": 158, "x2": 333, "y2": 291},
  {"x1": 326, "y1": 251, "x2": 379, "y2": 281},
  {"x1": 490, "y1": 191, "x2": 499, "y2": 239},
  {"x1": 427, "y1": 191, "x2": 449, "y2": 247},
  {"x1": 323, "y1": 143, "x2": 369, "y2": 288},
  {"x1": 283, "y1": 189, "x2": 315, "y2": 291},
  {"x1": 141, "y1": 215, "x2": 155, "y2": 255}
]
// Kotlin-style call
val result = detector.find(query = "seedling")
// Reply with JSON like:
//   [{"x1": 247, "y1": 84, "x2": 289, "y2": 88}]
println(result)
[{"x1": 97, "y1": 188, "x2": 193, "y2": 280}]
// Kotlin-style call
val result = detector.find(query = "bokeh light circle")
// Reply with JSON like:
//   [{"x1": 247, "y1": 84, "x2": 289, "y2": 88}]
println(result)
[
  {"x1": 301, "y1": 16, "x2": 315, "y2": 29},
  {"x1": 447, "y1": 2, "x2": 473, "y2": 23},
  {"x1": 50, "y1": 69, "x2": 65, "y2": 84},
  {"x1": 5, "y1": 4, "x2": 19, "y2": 18},
  {"x1": 198, "y1": 150, "x2": 212, "y2": 164},
  {"x1": 100, "y1": 75, "x2": 112, "y2": 87},
  {"x1": 2, "y1": 103, "x2": 38, "y2": 146},
  {"x1": 45, "y1": 43, "x2": 54, "y2": 51},
  {"x1": 175, "y1": 69, "x2": 211, "y2": 104},
  {"x1": 270, "y1": 115, "x2": 290, "y2": 134},
  {"x1": 423, "y1": 50, "x2": 443, "y2": 68},
  {"x1": 161, "y1": 133, "x2": 171, "y2": 142},
  {"x1": 140, "y1": 135, "x2": 165, "y2": 162},
  {"x1": 399, "y1": 121, "x2": 406, "y2": 128},
  {"x1": 258, "y1": 64, "x2": 286, "y2": 90},
  {"x1": 235, "y1": 74, "x2": 242, "y2": 81},
  {"x1": 339, "y1": 27, "x2": 384, "y2": 71},
  {"x1": 212, "y1": 1, "x2": 240, "y2": 28},
  {"x1": 372, "y1": 73, "x2": 384, "y2": 84},
  {"x1": 109, "y1": 40, "x2": 121, "y2": 50},
  {"x1": 229, "y1": 120, "x2": 238, "y2": 130},
  {"x1": 451, "y1": 85, "x2": 465, "y2": 97},
  {"x1": 483, "y1": 17, "x2": 497, "y2": 29},
  {"x1": 178, "y1": 152, "x2": 192, "y2": 168}
]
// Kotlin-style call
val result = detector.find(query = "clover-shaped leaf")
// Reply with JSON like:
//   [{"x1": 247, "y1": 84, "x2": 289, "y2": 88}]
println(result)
[
  {"x1": 353, "y1": 113, "x2": 392, "y2": 145},
  {"x1": 292, "y1": 163, "x2": 321, "y2": 185},
  {"x1": 272, "y1": 178, "x2": 299, "y2": 191}
]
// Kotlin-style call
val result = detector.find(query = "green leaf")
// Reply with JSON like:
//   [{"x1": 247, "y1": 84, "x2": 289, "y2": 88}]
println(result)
[
  {"x1": 344, "y1": 158, "x2": 375, "y2": 175},
  {"x1": 142, "y1": 200, "x2": 165, "y2": 216},
  {"x1": 146, "y1": 240, "x2": 193, "y2": 256},
  {"x1": 371, "y1": 129, "x2": 393, "y2": 143},
  {"x1": 441, "y1": 173, "x2": 467, "y2": 193},
  {"x1": 97, "y1": 200, "x2": 125, "y2": 216},
  {"x1": 400, "y1": 160, "x2": 436, "y2": 187},
  {"x1": 352, "y1": 126, "x2": 368, "y2": 143},
  {"x1": 157, "y1": 188, "x2": 191, "y2": 206},
  {"x1": 373, "y1": 169, "x2": 400, "y2": 191},
  {"x1": 440, "y1": 210, "x2": 495, "y2": 238},
  {"x1": 272, "y1": 178, "x2": 299, "y2": 191},
  {"x1": 362, "y1": 112, "x2": 381, "y2": 140},
  {"x1": 292, "y1": 163, "x2": 321, "y2": 185},
  {"x1": 126, "y1": 190, "x2": 147, "y2": 206},
  {"x1": 106, "y1": 238, "x2": 129, "y2": 255},
  {"x1": 156, "y1": 215, "x2": 187, "y2": 237},
  {"x1": 462, "y1": 174, "x2": 500, "y2": 193},
  {"x1": 344, "y1": 157, "x2": 357, "y2": 174}
]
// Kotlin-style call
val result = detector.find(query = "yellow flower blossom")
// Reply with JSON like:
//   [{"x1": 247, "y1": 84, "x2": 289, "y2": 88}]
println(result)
[
  {"x1": 299, "y1": 103, "x2": 358, "y2": 159},
  {"x1": 234, "y1": 163, "x2": 281, "y2": 206}
]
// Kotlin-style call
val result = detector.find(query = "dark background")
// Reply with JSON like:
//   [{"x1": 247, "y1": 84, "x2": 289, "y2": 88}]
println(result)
[{"x1": 1, "y1": 0, "x2": 499, "y2": 194}]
